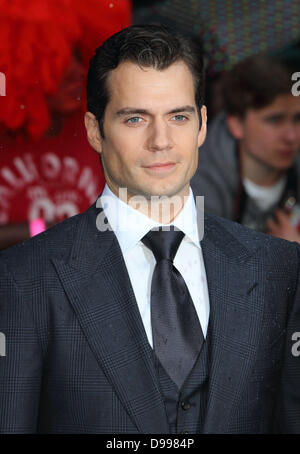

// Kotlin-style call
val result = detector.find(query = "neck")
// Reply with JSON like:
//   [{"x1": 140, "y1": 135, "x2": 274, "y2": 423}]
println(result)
[
  {"x1": 113, "y1": 186, "x2": 190, "y2": 224},
  {"x1": 130, "y1": 195, "x2": 186, "y2": 224},
  {"x1": 239, "y1": 143, "x2": 284, "y2": 186}
]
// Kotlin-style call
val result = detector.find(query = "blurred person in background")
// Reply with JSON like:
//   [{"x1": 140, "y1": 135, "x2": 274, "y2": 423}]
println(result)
[{"x1": 191, "y1": 55, "x2": 300, "y2": 242}]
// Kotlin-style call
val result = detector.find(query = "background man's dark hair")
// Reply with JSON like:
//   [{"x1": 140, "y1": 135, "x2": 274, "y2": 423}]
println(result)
[
  {"x1": 87, "y1": 24, "x2": 204, "y2": 137},
  {"x1": 222, "y1": 55, "x2": 292, "y2": 118}
]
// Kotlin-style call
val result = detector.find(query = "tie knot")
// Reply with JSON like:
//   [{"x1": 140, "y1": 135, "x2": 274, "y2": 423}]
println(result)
[{"x1": 141, "y1": 226, "x2": 184, "y2": 262}]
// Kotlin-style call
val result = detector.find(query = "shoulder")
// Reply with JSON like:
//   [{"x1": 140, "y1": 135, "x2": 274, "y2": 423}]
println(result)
[
  {"x1": 205, "y1": 212, "x2": 300, "y2": 263},
  {"x1": 0, "y1": 209, "x2": 86, "y2": 282}
]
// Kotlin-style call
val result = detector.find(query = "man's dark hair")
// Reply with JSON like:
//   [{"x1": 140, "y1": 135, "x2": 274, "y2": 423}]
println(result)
[
  {"x1": 87, "y1": 24, "x2": 204, "y2": 137},
  {"x1": 222, "y1": 55, "x2": 292, "y2": 118}
]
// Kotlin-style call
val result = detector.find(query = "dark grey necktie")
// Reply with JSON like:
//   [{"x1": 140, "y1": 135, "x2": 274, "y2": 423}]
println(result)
[{"x1": 142, "y1": 226, "x2": 204, "y2": 389}]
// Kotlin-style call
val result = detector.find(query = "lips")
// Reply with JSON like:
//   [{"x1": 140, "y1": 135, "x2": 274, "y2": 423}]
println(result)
[
  {"x1": 142, "y1": 162, "x2": 177, "y2": 175},
  {"x1": 278, "y1": 149, "x2": 296, "y2": 158},
  {"x1": 144, "y1": 162, "x2": 175, "y2": 168}
]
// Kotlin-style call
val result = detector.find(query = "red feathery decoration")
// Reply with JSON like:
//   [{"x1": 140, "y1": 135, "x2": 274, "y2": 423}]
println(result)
[{"x1": 0, "y1": 0, "x2": 131, "y2": 140}]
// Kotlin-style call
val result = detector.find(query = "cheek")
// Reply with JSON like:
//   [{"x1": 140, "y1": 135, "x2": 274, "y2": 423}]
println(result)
[
  {"x1": 259, "y1": 130, "x2": 279, "y2": 152},
  {"x1": 245, "y1": 126, "x2": 277, "y2": 154},
  {"x1": 110, "y1": 153, "x2": 137, "y2": 177},
  {"x1": 295, "y1": 125, "x2": 300, "y2": 142},
  {"x1": 102, "y1": 146, "x2": 129, "y2": 180},
  {"x1": 108, "y1": 128, "x2": 144, "y2": 160},
  {"x1": 174, "y1": 128, "x2": 199, "y2": 151}
]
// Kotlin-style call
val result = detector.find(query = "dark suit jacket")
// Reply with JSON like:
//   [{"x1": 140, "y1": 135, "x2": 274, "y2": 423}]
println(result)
[{"x1": 0, "y1": 200, "x2": 300, "y2": 433}]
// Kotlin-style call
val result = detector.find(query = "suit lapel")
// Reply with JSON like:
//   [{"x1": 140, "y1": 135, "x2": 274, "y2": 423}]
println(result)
[
  {"x1": 52, "y1": 203, "x2": 169, "y2": 434},
  {"x1": 200, "y1": 216, "x2": 264, "y2": 433},
  {"x1": 51, "y1": 197, "x2": 266, "y2": 433}
]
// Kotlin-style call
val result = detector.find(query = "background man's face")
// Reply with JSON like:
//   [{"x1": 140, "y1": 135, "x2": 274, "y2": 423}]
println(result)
[
  {"x1": 232, "y1": 94, "x2": 300, "y2": 171},
  {"x1": 96, "y1": 60, "x2": 206, "y2": 200}
]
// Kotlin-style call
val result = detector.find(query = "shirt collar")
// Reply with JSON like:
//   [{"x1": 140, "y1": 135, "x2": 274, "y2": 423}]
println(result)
[{"x1": 100, "y1": 184, "x2": 201, "y2": 254}]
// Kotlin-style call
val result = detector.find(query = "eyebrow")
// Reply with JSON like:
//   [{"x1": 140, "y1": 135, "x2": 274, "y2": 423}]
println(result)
[
  {"x1": 263, "y1": 112, "x2": 300, "y2": 121},
  {"x1": 115, "y1": 105, "x2": 196, "y2": 117}
]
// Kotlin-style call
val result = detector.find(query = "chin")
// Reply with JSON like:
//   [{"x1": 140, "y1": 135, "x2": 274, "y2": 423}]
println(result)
[{"x1": 135, "y1": 184, "x2": 184, "y2": 199}]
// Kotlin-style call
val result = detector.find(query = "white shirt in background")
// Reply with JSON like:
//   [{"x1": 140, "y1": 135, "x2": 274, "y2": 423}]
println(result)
[{"x1": 243, "y1": 176, "x2": 286, "y2": 211}]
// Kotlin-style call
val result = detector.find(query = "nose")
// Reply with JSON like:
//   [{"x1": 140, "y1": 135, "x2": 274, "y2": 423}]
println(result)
[{"x1": 146, "y1": 118, "x2": 173, "y2": 151}]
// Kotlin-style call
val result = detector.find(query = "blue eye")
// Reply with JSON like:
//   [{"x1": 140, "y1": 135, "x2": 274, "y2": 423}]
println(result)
[
  {"x1": 172, "y1": 115, "x2": 187, "y2": 121},
  {"x1": 127, "y1": 117, "x2": 142, "y2": 124}
]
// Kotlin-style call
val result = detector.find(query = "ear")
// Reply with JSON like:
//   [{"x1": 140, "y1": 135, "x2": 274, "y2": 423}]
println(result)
[
  {"x1": 197, "y1": 105, "x2": 207, "y2": 148},
  {"x1": 84, "y1": 112, "x2": 103, "y2": 154},
  {"x1": 226, "y1": 115, "x2": 245, "y2": 140}
]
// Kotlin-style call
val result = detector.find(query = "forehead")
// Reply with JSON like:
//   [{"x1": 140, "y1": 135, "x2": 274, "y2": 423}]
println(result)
[{"x1": 106, "y1": 60, "x2": 196, "y2": 110}]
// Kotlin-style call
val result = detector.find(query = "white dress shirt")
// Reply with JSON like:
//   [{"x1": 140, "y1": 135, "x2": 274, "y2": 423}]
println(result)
[{"x1": 100, "y1": 184, "x2": 210, "y2": 348}]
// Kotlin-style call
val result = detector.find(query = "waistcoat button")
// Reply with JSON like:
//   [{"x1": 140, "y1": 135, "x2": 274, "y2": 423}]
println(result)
[{"x1": 181, "y1": 401, "x2": 191, "y2": 411}]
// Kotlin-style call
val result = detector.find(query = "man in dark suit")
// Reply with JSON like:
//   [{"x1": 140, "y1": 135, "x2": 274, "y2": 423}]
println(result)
[{"x1": 1, "y1": 24, "x2": 300, "y2": 434}]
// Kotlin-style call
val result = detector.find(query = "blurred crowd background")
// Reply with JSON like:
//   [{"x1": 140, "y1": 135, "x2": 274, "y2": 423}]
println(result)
[{"x1": 0, "y1": 0, "x2": 300, "y2": 249}]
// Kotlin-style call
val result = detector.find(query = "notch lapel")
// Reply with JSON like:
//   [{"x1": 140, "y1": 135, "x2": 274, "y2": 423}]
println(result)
[{"x1": 52, "y1": 204, "x2": 169, "y2": 434}]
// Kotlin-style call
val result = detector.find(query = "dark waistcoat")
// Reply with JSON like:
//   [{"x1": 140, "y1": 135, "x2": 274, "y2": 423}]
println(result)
[{"x1": 153, "y1": 323, "x2": 212, "y2": 434}]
